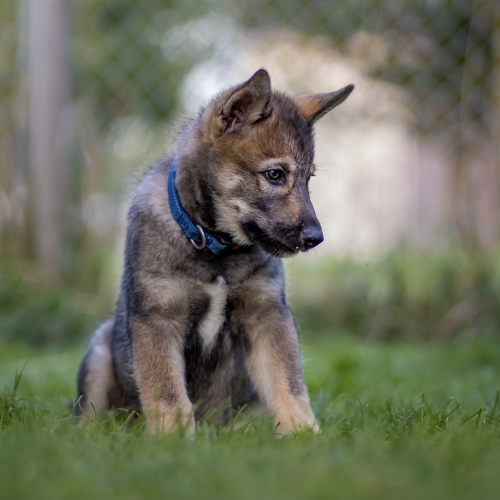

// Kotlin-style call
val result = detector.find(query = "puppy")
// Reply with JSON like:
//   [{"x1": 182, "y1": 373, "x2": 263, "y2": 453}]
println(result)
[{"x1": 77, "y1": 69, "x2": 354, "y2": 434}]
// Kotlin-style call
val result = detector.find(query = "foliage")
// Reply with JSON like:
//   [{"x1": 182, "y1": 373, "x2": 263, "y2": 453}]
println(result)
[
  {"x1": 73, "y1": 0, "x2": 214, "y2": 125},
  {"x1": 238, "y1": 0, "x2": 499, "y2": 137},
  {"x1": 1, "y1": 337, "x2": 500, "y2": 499},
  {"x1": 287, "y1": 248, "x2": 500, "y2": 341},
  {"x1": 0, "y1": 260, "x2": 112, "y2": 347}
]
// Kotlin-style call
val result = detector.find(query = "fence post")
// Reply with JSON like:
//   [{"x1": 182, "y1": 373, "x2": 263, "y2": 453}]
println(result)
[
  {"x1": 28, "y1": 0, "x2": 72, "y2": 282},
  {"x1": 492, "y1": 1, "x2": 500, "y2": 213}
]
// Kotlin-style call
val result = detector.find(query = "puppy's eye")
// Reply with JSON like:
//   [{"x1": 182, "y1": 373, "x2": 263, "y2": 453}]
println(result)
[{"x1": 265, "y1": 169, "x2": 285, "y2": 184}]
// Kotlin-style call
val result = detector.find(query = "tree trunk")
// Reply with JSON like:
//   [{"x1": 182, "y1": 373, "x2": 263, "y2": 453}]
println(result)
[
  {"x1": 28, "y1": 0, "x2": 72, "y2": 282},
  {"x1": 491, "y1": 0, "x2": 500, "y2": 218}
]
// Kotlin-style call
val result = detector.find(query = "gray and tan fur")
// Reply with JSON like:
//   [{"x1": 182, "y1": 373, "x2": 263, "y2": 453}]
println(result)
[{"x1": 76, "y1": 69, "x2": 354, "y2": 435}]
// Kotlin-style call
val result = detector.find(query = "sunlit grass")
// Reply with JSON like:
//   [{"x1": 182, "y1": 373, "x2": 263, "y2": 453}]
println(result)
[{"x1": 1, "y1": 336, "x2": 499, "y2": 500}]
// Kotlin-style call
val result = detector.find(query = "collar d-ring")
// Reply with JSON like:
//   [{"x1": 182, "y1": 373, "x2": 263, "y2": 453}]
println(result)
[{"x1": 190, "y1": 225, "x2": 206, "y2": 250}]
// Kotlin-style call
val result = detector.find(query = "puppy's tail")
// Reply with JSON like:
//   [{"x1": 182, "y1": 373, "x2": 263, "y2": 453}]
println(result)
[{"x1": 75, "y1": 320, "x2": 116, "y2": 419}]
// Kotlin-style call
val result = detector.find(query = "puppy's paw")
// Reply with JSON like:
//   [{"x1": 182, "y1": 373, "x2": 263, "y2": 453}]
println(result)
[
  {"x1": 146, "y1": 402, "x2": 195, "y2": 436},
  {"x1": 274, "y1": 417, "x2": 320, "y2": 437}
]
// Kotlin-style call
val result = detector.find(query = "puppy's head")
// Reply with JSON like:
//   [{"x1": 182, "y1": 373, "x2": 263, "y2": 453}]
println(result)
[{"x1": 186, "y1": 69, "x2": 354, "y2": 257}]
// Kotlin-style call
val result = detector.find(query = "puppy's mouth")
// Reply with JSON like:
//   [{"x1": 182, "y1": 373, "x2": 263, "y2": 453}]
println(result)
[{"x1": 240, "y1": 221, "x2": 300, "y2": 258}]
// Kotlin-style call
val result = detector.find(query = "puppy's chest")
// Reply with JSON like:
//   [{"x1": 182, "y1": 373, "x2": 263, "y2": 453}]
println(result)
[{"x1": 196, "y1": 277, "x2": 229, "y2": 351}]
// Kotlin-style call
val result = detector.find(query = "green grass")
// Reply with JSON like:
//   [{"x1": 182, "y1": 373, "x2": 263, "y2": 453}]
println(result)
[{"x1": 1, "y1": 336, "x2": 500, "y2": 500}]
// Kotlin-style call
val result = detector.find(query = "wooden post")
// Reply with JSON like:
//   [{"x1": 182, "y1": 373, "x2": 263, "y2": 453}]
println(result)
[
  {"x1": 28, "y1": 0, "x2": 72, "y2": 282},
  {"x1": 491, "y1": 1, "x2": 500, "y2": 219}
]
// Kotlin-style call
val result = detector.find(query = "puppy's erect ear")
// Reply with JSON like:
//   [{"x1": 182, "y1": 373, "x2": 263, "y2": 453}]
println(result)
[
  {"x1": 218, "y1": 69, "x2": 272, "y2": 136},
  {"x1": 292, "y1": 84, "x2": 354, "y2": 125}
]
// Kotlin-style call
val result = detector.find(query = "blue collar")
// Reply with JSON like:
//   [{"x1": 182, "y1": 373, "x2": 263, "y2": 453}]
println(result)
[{"x1": 168, "y1": 161, "x2": 229, "y2": 255}]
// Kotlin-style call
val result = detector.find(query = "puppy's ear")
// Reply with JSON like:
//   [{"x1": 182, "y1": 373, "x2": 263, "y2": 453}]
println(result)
[
  {"x1": 217, "y1": 69, "x2": 272, "y2": 136},
  {"x1": 292, "y1": 84, "x2": 354, "y2": 125}
]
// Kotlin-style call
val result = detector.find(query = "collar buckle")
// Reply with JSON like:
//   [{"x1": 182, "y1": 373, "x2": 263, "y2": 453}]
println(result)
[
  {"x1": 190, "y1": 225, "x2": 206, "y2": 251},
  {"x1": 169, "y1": 161, "x2": 229, "y2": 255}
]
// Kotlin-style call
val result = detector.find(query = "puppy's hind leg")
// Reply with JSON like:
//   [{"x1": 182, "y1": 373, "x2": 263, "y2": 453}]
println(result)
[{"x1": 76, "y1": 320, "x2": 118, "y2": 420}]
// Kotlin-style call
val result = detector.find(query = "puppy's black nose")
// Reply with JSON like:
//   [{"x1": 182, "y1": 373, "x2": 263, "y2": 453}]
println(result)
[{"x1": 301, "y1": 224, "x2": 324, "y2": 250}]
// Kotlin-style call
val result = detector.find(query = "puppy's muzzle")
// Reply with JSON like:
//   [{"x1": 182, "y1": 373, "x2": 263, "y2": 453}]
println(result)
[
  {"x1": 300, "y1": 221, "x2": 324, "y2": 251},
  {"x1": 297, "y1": 192, "x2": 323, "y2": 251}
]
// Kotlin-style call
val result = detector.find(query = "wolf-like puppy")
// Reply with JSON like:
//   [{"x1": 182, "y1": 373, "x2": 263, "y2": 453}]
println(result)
[{"x1": 77, "y1": 69, "x2": 353, "y2": 435}]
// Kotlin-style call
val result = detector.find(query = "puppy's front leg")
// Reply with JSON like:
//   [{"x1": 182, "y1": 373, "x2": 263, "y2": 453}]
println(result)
[
  {"x1": 244, "y1": 307, "x2": 318, "y2": 435},
  {"x1": 131, "y1": 315, "x2": 194, "y2": 434}
]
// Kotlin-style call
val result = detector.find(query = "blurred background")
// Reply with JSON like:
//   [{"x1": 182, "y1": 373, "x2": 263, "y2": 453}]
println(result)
[{"x1": 1, "y1": 0, "x2": 500, "y2": 347}]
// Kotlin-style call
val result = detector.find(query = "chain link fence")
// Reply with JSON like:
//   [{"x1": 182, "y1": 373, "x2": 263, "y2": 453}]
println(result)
[{"x1": 1, "y1": 0, "x2": 500, "y2": 276}]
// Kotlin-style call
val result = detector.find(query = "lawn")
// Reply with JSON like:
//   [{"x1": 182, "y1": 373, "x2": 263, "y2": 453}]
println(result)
[{"x1": 1, "y1": 336, "x2": 499, "y2": 500}]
